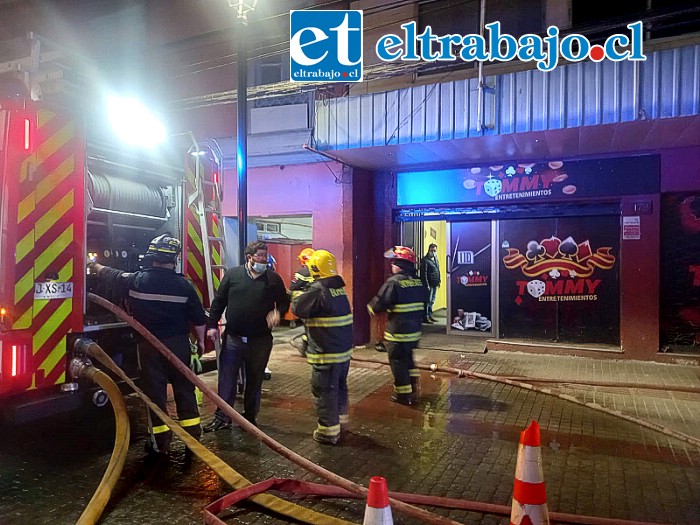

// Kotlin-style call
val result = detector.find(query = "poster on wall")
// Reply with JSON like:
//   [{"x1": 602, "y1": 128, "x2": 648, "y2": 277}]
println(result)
[
  {"x1": 397, "y1": 155, "x2": 660, "y2": 206},
  {"x1": 660, "y1": 193, "x2": 700, "y2": 354},
  {"x1": 499, "y1": 216, "x2": 620, "y2": 345},
  {"x1": 448, "y1": 221, "x2": 492, "y2": 334}
]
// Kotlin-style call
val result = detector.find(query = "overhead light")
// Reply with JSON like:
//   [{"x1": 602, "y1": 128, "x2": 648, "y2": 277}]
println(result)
[
  {"x1": 107, "y1": 96, "x2": 167, "y2": 148},
  {"x1": 227, "y1": 0, "x2": 258, "y2": 24}
]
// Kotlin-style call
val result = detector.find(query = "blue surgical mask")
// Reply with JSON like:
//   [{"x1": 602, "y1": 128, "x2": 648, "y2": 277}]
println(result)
[{"x1": 252, "y1": 262, "x2": 267, "y2": 273}]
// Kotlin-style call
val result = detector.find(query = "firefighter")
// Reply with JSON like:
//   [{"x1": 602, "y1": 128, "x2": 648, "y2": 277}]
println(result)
[
  {"x1": 289, "y1": 248, "x2": 315, "y2": 357},
  {"x1": 368, "y1": 246, "x2": 423, "y2": 406},
  {"x1": 291, "y1": 249, "x2": 353, "y2": 445},
  {"x1": 89, "y1": 234, "x2": 207, "y2": 455},
  {"x1": 290, "y1": 247, "x2": 315, "y2": 300}
]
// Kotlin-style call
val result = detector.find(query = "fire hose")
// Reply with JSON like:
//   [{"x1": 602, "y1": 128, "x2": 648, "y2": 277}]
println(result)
[
  {"x1": 75, "y1": 338, "x2": 354, "y2": 525},
  {"x1": 87, "y1": 293, "x2": 464, "y2": 525},
  {"x1": 68, "y1": 359, "x2": 130, "y2": 525},
  {"x1": 350, "y1": 356, "x2": 700, "y2": 450},
  {"x1": 86, "y1": 293, "x2": 679, "y2": 525}
]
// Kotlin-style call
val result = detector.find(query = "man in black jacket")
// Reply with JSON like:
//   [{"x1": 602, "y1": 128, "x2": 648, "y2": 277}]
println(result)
[
  {"x1": 368, "y1": 246, "x2": 423, "y2": 405},
  {"x1": 204, "y1": 241, "x2": 290, "y2": 431},
  {"x1": 420, "y1": 243, "x2": 441, "y2": 323},
  {"x1": 292, "y1": 249, "x2": 352, "y2": 445},
  {"x1": 90, "y1": 234, "x2": 207, "y2": 455}
]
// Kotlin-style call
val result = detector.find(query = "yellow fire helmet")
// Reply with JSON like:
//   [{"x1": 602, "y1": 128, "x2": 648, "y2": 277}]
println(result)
[{"x1": 307, "y1": 249, "x2": 337, "y2": 279}]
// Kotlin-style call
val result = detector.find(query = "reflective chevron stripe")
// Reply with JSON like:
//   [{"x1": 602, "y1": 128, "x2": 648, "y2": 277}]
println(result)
[{"x1": 11, "y1": 109, "x2": 83, "y2": 391}]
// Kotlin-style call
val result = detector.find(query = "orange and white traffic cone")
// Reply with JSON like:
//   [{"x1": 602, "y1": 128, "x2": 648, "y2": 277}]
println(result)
[
  {"x1": 510, "y1": 420, "x2": 550, "y2": 525},
  {"x1": 362, "y1": 476, "x2": 393, "y2": 525}
]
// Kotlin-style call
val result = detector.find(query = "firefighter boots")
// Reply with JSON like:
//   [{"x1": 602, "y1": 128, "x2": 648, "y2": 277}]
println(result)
[
  {"x1": 313, "y1": 430, "x2": 340, "y2": 445},
  {"x1": 391, "y1": 393, "x2": 414, "y2": 406},
  {"x1": 203, "y1": 416, "x2": 232, "y2": 433}
]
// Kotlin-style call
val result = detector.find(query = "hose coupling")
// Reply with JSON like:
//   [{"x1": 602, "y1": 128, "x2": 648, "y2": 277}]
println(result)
[
  {"x1": 69, "y1": 355, "x2": 94, "y2": 381},
  {"x1": 74, "y1": 337, "x2": 96, "y2": 356},
  {"x1": 70, "y1": 338, "x2": 97, "y2": 381}
]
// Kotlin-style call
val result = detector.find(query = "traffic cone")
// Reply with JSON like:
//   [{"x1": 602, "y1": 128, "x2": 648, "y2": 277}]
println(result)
[
  {"x1": 510, "y1": 420, "x2": 549, "y2": 525},
  {"x1": 362, "y1": 476, "x2": 393, "y2": 525}
]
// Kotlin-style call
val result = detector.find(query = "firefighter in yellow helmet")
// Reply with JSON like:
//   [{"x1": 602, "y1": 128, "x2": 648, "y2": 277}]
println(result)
[
  {"x1": 292, "y1": 249, "x2": 353, "y2": 445},
  {"x1": 368, "y1": 246, "x2": 423, "y2": 406}
]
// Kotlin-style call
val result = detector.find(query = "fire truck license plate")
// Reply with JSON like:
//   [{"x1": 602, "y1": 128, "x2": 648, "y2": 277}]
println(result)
[{"x1": 34, "y1": 282, "x2": 74, "y2": 300}]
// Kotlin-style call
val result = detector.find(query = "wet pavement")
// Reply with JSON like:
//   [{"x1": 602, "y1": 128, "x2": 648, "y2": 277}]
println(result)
[{"x1": 1, "y1": 328, "x2": 699, "y2": 525}]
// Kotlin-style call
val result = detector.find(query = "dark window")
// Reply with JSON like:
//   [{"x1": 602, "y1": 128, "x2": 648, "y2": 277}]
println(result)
[
  {"x1": 572, "y1": 0, "x2": 700, "y2": 41},
  {"x1": 260, "y1": 60, "x2": 282, "y2": 85},
  {"x1": 419, "y1": 0, "x2": 480, "y2": 36},
  {"x1": 485, "y1": 0, "x2": 544, "y2": 36}
]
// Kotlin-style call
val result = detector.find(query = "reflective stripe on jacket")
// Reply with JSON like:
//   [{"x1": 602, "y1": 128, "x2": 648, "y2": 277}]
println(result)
[
  {"x1": 291, "y1": 275, "x2": 353, "y2": 365},
  {"x1": 368, "y1": 271, "x2": 423, "y2": 342}
]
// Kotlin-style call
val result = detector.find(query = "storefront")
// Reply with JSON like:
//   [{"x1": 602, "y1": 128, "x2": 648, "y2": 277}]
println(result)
[{"x1": 394, "y1": 155, "x2": 660, "y2": 353}]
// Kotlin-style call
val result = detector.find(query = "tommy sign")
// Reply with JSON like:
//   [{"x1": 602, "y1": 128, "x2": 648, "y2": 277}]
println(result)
[{"x1": 290, "y1": 10, "x2": 645, "y2": 82}]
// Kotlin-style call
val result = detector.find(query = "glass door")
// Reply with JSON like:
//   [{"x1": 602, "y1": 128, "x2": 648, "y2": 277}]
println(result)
[{"x1": 446, "y1": 221, "x2": 496, "y2": 336}]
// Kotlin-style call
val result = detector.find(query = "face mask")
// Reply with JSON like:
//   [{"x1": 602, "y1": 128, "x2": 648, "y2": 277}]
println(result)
[{"x1": 252, "y1": 262, "x2": 267, "y2": 273}]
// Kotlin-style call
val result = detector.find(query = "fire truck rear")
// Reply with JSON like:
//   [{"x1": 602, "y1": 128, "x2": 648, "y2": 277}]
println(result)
[{"x1": 0, "y1": 36, "x2": 224, "y2": 422}]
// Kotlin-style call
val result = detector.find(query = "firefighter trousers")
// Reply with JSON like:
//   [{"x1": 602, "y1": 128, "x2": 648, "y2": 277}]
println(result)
[
  {"x1": 140, "y1": 335, "x2": 201, "y2": 453},
  {"x1": 311, "y1": 361, "x2": 350, "y2": 439},
  {"x1": 386, "y1": 341, "x2": 418, "y2": 395}
]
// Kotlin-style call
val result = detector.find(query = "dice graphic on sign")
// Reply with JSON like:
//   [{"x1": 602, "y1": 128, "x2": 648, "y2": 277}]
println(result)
[
  {"x1": 527, "y1": 280, "x2": 546, "y2": 298},
  {"x1": 484, "y1": 177, "x2": 502, "y2": 197}
]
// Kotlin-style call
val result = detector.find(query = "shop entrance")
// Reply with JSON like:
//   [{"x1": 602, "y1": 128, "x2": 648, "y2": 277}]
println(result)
[
  {"x1": 446, "y1": 221, "x2": 496, "y2": 336},
  {"x1": 403, "y1": 214, "x2": 621, "y2": 346},
  {"x1": 443, "y1": 215, "x2": 621, "y2": 345}
]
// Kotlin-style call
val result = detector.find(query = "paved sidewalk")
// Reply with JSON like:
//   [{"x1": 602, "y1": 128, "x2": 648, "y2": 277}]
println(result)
[{"x1": 2, "y1": 336, "x2": 699, "y2": 525}]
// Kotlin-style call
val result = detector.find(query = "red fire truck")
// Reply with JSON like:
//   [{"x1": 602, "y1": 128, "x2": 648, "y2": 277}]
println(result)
[{"x1": 0, "y1": 36, "x2": 224, "y2": 422}]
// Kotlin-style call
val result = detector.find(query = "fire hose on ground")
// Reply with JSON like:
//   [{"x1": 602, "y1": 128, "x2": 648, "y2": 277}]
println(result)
[
  {"x1": 87, "y1": 293, "x2": 465, "y2": 525},
  {"x1": 348, "y1": 356, "x2": 700, "y2": 450},
  {"x1": 74, "y1": 338, "x2": 354, "y2": 525},
  {"x1": 68, "y1": 358, "x2": 130, "y2": 525},
  {"x1": 87, "y1": 293, "x2": 681, "y2": 525}
]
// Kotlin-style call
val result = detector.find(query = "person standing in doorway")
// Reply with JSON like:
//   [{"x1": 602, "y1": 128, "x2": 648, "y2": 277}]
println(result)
[
  {"x1": 89, "y1": 234, "x2": 207, "y2": 456},
  {"x1": 204, "y1": 240, "x2": 289, "y2": 431},
  {"x1": 368, "y1": 246, "x2": 424, "y2": 405},
  {"x1": 292, "y1": 249, "x2": 352, "y2": 445},
  {"x1": 420, "y1": 243, "x2": 441, "y2": 324}
]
